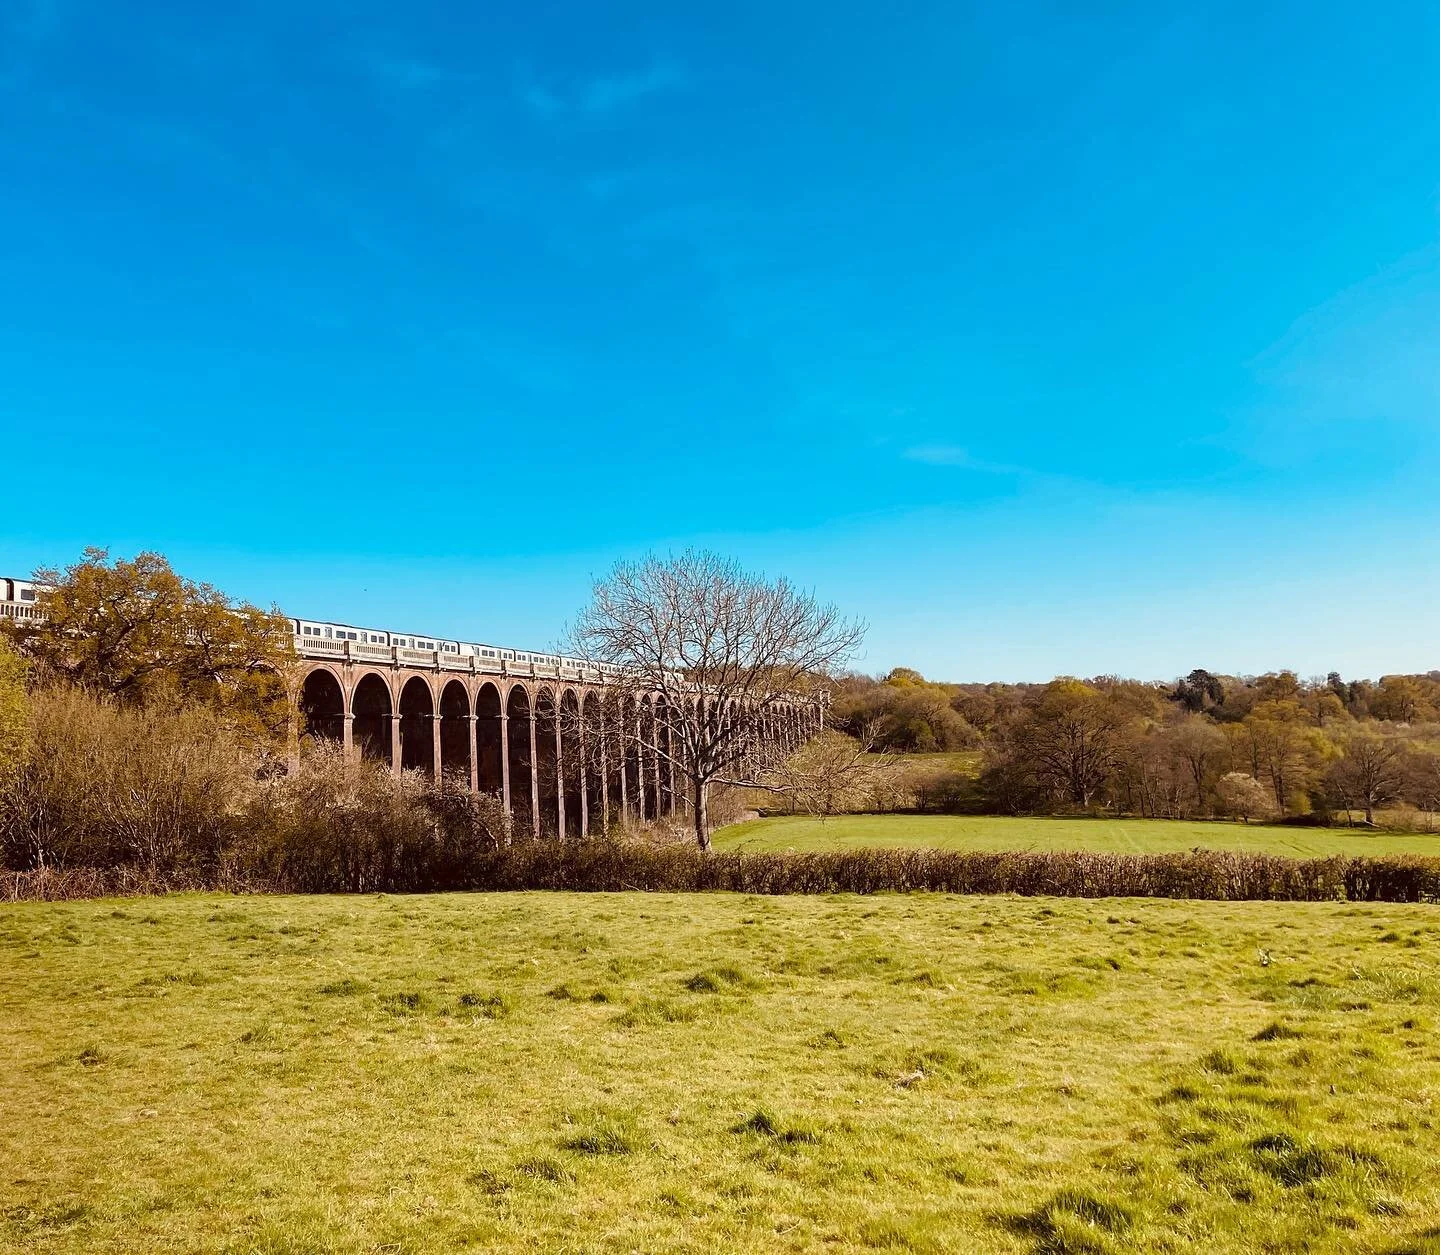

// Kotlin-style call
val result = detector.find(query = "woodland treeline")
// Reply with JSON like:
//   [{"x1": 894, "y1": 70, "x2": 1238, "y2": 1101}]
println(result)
[{"x1": 827, "y1": 667, "x2": 1440, "y2": 825}]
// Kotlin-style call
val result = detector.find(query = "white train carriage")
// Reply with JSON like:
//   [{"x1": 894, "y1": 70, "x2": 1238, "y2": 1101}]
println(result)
[
  {"x1": 289, "y1": 614, "x2": 614, "y2": 675},
  {"x1": 1, "y1": 578, "x2": 44, "y2": 621}
]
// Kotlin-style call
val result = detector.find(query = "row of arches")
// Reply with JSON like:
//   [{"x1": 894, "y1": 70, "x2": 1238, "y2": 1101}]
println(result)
[{"x1": 297, "y1": 666, "x2": 823, "y2": 837}]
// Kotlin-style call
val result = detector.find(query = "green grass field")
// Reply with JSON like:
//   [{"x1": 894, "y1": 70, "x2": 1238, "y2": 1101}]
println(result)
[
  {"x1": 5, "y1": 892, "x2": 1440, "y2": 1253},
  {"x1": 716, "y1": 813, "x2": 1440, "y2": 857}
]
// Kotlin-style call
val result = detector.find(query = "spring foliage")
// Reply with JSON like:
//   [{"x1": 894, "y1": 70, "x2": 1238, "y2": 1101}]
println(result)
[{"x1": 4, "y1": 548, "x2": 294, "y2": 744}]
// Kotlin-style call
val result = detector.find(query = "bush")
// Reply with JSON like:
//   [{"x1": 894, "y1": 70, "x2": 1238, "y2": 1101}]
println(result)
[
  {"x1": 234, "y1": 746, "x2": 511, "y2": 893},
  {"x1": 0, "y1": 688, "x2": 249, "y2": 871},
  {"x1": 6, "y1": 838, "x2": 1439, "y2": 903}
]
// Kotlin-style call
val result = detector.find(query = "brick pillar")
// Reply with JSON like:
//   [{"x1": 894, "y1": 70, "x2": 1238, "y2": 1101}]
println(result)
[
  {"x1": 598, "y1": 720, "x2": 610, "y2": 836},
  {"x1": 286, "y1": 699, "x2": 300, "y2": 775},
  {"x1": 499, "y1": 713, "x2": 511, "y2": 814},
  {"x1": 578, "y1": 719, "x2": 590, "y2": 837},
  {"x1": 468, "y1": 714, "x2": 479, "y2": 794},
  {"x1": 554, "y1": 708, "x2": 566, "y2": 839},
  {"x1": 389, "y1": 710, "x2": 401, "y2": 776},
  {"x1": 529, "y1": 709, "x2": 540, "y2": 838},
  {"x1": 431, "y1": 710, "x2": 442, "y2": 783},
  {"x1": 342, "y1": 713, "x2": 355, "y2": 761}
]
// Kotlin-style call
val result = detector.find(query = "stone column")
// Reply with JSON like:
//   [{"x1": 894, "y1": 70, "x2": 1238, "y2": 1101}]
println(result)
[
  {"x1": 389, "y1": 709, "x2": 401, "y2": 776},
  {"x1": 468, "y1": 714, "x2": 479, "y2": 794},
  {"x1": 431, "y1": 710, "x2": 442, "y2": 783},
  {"x1": 342, "y1": 712, "x2": 355, "y2": 761}
]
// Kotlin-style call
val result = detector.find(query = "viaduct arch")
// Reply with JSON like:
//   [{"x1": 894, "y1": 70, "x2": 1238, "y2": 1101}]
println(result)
[{"x1": 292, "y1": 642, "x2": 825, "y2": 838}]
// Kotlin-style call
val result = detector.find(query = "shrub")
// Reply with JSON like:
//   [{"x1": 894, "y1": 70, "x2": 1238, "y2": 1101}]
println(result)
[
  {"x1": 0, "y1": 688, "x2": 249, "y2": 872},
  {"x1": 234, "y1": 745, "x2": 508, "y2": 893},
  {"x1": 8, "y1": 841, "x2": 1440, "y2": 902}
]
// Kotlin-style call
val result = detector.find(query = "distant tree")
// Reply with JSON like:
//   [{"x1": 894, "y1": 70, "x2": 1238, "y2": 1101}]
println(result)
[
  {"x1": 1173, "y1": 668, "x2": 1225, "y2": 714},
  {"x1": 1166, "y1": 715, "x2": 1229, "y2": 813},
  {"x1": 880, "y1": 687, "x2": 977, "y2": 752},
  {"x1": 1405, "y1": 747, "x2": 1440, "y2": 828},
  {"x1": 1307, "y1": 689, "x2": 1347, "y2": 728},
  {"x1": 567, "y1": 550, "x2": 863, "y2": 849},
  {"x1": 5, "y1": 549, "x2": 295, "y2": 743},
  {"x1": 1216, "y1": 772, "x2": 1277, "y2": 824},
  {"x1": 1370, "y1": 675, "x2": 1433, "y2": 725},
  {"x1": 1007, "y1": 679, "x2": 1127, "y2": 809},
  {"x1": 1256, "y1": 671, "x2": 1302, "y2": 703},
  {"x1": 1228, "y1": 701, "x2": 1322, "y2": 815},
  {"x1": 1328, "y1": 731, "x2": 1407, "y2": 826},
  {"x1": 770, "y1": 728, "x2": 892, "y2": 820}
]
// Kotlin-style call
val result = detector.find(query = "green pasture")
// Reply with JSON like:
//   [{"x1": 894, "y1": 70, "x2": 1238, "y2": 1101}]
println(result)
[
  {"x1": 716, "y1": 813, "x2": 1440, "y2": 857},
  {"x1": 4, "y1": 891, "x2": 1440, "y2": 1252}
]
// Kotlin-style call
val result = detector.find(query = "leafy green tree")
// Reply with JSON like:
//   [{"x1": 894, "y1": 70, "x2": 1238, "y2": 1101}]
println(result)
[{"x1": 5, "y1": 549, "x2": 295, "y2": 743}]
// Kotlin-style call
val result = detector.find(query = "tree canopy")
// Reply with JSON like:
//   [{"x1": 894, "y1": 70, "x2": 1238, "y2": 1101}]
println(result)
[{"x1": 5, "y1": 549, "x2": 294, "y2": 743}]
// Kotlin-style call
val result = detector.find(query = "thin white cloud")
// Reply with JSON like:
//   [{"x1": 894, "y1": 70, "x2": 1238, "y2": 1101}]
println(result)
[
  {"x1": 903, "y1": 444, "x2": 983, "y2": 468},
  {"x1": 520, "y1": 83, "x2": 564, "y2": 118},
  {"x1": 581, "y1": 62, "x2": 686, "y2": 114},
  {"x1": 519, "y1": 60, "x2": 687, "y2": 120}
]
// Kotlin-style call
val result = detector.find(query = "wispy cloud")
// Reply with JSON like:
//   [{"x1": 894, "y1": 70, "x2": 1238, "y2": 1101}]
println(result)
[
  {"x1": 903, "y1": 445, "x2": 1025, "y2": 475},
  {"x1": 519, "y1": 60, "x2": 688, "y2": 120},
  {"x1": 581, "y1": 62, "x2": 686, "y2": 114}
]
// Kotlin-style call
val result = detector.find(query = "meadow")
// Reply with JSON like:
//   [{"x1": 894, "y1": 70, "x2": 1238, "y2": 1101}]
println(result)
[
  {"x1": 4, "y1": 891, "x2": 1440, "y2": 1253},
  {"x1": 717, "y1": 813, "x2": 1440, "y2": 858}
]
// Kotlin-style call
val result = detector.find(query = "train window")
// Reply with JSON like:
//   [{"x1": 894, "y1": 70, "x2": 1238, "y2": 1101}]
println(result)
[{"x1": 19, "y1": 589, "x2": 34, "y2": 601}]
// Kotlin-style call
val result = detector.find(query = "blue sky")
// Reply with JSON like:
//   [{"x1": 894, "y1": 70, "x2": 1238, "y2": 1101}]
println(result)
[{"x1": 3, "y1": 0, "x2": 1438, "y2": 681}]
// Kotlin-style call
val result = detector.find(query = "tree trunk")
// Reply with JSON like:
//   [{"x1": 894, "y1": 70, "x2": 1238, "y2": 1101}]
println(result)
[{"x1": 692, "y1": 775, "x2": 711, "y2": 851}]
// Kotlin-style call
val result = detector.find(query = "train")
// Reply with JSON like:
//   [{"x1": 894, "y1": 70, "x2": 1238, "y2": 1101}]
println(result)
[
  {"x1": 0, "y1": 576, "x2": 613, "y2": 672},
  {"x1": 0, "y1": 577, "x2": 42, "y2": 621},
  {"x1": 291, "y1": 618, "x2": 619, "y2": 673}
]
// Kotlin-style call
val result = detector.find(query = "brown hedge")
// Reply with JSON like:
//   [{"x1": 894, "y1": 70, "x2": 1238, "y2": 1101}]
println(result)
[{"x1": 5, "y1": 844, "x2": 1440, "y2": 903}]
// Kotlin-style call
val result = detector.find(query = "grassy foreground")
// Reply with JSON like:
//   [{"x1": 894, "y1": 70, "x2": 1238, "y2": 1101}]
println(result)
[
  {"x1": 5, "y1": 894, "x2": 1440, "y2": 1253},
  {"x1": 717, "y1": 813, "x2": 1440, "y2": 857}
]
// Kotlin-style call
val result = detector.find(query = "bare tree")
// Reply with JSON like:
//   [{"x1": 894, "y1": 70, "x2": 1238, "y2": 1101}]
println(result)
[
  {"x1": 566, "y1": 551, "x2": 864, "y2": 848},
  {"x1": 1168, "y1": 715, "x2": 1229, "y2": 814},
  {"x1": 770, "y1": 727, "x2": 893, "y2": 821},
  {"x1": 1328, "y1": 731, "x2": 1406, "y2": 826}
]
